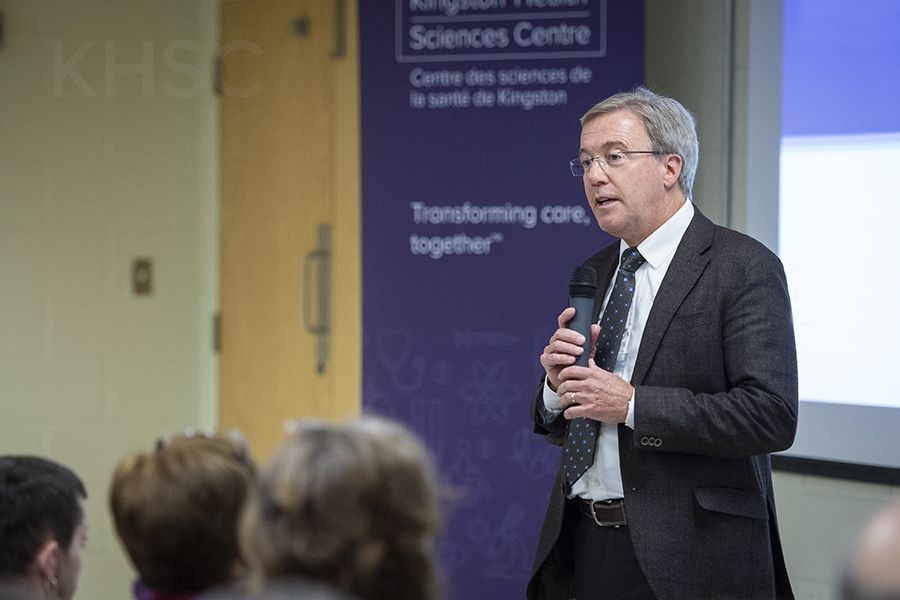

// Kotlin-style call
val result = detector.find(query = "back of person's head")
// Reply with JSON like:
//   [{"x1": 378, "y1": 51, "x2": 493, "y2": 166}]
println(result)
[
  {"x1": 0, "y1": 456, "x2": 87, "y2": 599},
  {"x1": 240, "y1": 417, "x2": 441, "y2": 600},
  {"x1": 840, "y1": 500, "x2": 900, "y2": 600},
  {"x1": 581, "y1": 86, "x2": 699, "y2": 199},
  {"x1": 109, "y1": 431, "x2": 256, "y2": 594}
]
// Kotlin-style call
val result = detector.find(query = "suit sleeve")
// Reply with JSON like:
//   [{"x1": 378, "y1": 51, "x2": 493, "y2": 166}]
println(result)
[
  {"x1": 632, "y1": 242, "x2": 799, "y2": 457},
  {"x1": 531, "y1": 377, "x2": 567, "y2": 446}
]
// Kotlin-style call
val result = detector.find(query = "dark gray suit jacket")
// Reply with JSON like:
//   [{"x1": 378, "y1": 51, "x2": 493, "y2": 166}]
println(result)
[{"x1": 527, "y1": 208, "x2": 798, "y2": 600}]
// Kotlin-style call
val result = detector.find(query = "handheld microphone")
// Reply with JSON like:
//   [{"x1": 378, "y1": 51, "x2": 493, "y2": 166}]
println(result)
[{"x1": 568, "y1": 266, "x2": 597, "y2": 367}]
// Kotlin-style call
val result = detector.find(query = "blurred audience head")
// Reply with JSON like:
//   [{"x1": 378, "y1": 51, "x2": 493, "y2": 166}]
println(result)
[
  {"x1": 240, "y1": 416, "x2": 442, "y2": 600},
  {"x1": 0, "y1": 456, "x2": 88, "y2": 600},
  {"x1": 109, "y1": 431, "x2": 256, "y2": 596},
  {"x1": 840, "y1": 499, "x2": 900, "y2": 600}
]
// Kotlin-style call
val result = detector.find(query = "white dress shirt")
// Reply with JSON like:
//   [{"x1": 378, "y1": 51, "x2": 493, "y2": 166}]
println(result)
[{"x1": 543, "y1": 200, "x2": 694, "y2": 500}]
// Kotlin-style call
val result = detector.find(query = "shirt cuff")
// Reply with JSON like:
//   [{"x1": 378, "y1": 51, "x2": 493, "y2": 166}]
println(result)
[
  {"x1": 542, "y1": 379, "x2": 564, "y2": 419},
  {"x1": 625, "y1": 388, "x2": 635, "y2": 429}
]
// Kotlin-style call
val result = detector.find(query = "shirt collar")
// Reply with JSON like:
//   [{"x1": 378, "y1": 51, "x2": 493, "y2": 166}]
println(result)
[{"x1": 619, "y1": 200, "x2": 694, "y2": 269}]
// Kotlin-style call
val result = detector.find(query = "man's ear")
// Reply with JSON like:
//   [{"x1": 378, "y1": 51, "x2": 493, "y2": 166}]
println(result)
[
  {"x1": 31, "y1": 539, "x2": 60, "y2": 583},
  {"x1": 662, "y1": 153, "x2": 683, "y2": 190}
]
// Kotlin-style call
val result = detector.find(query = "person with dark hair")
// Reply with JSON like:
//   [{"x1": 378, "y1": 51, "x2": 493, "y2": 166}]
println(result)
[
  {"x1": 0, "y1": 456, "x2": 88, "y2": 600},
  {"x1": 840, "y1": 500, "x2": 900, "y2": 600},
  {"x1": 209, "y1": 417, "x2": 441, "y2": 600},
  {"x1": 529, "y1": 87, "x2": 798, "y2": 600},
  {"x1": 109, "y1": 431, "x2": 256, "y2": 599}
]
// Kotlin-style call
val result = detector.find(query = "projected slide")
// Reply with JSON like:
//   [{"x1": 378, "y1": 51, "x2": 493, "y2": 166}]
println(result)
[
  {"x1": 779, "y1": 0, "x2": 900, "y2": 468},
  {"x1": 780, "y1": 133, "x2": 900, "y2": 408}
]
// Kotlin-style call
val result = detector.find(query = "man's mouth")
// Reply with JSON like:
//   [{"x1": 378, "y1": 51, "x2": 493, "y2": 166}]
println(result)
[{"x1": 594, "y1": 197, "x2": 617, "y2": 207}]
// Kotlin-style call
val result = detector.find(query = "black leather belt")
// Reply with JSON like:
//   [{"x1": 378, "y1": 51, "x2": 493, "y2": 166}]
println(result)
[{"x1": 580, "y1": 498, "x2": 627, "y2": 527}]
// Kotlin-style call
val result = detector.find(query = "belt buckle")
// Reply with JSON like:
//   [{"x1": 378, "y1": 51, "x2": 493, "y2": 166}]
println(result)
[{"x1": 588, "y1": 499, "x2": 626, "y2": 528}]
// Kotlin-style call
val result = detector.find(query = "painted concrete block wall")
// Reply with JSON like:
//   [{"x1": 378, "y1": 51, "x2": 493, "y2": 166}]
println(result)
[
  {"x1": 0, "y1": 1, "x2": 219, "y2": 597},
  {"x1": 774, "y1": 471, "x2": 899, "y2": 598}
]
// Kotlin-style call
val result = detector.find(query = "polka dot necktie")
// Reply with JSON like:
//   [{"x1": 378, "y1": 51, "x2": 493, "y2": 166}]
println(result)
[{"x1": 563, "y1": 247, "x2": 646, "y2": 488}]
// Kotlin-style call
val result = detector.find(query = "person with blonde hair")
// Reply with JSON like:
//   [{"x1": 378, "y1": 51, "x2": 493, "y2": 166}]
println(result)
[
  {"x1": 219, "y1": 416, "x2": 442, "y2": 600},
  {"x1": 0, "y1": 456, "x2": 88, "y2": 600},
  {"x1": 109, "y1": 431, "x2": 256, "y2": 599}
]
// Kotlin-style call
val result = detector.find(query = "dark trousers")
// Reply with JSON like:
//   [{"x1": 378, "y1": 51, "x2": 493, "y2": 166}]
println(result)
[{"x1": 569, "y1": 500, "x2": 656, "y2": 600}]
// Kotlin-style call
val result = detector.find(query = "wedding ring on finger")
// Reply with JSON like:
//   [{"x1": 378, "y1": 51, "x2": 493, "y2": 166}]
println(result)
[{"x1": 568, "y1": 392, "x2": 577, "y2": 405}]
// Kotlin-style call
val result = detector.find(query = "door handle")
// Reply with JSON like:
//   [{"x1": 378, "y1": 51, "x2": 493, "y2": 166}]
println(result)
[
  {"x1": 332, "y1": 0, "x2": 346, "y2": 58},
  {"x1": 302, "y1": 224, "x2": 330, "y2": 373}
]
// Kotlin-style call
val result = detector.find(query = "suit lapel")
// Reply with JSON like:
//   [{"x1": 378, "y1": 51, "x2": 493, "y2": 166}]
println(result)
[{"x1": 631, "y1": 210, "x2": 714, "y2": 385}]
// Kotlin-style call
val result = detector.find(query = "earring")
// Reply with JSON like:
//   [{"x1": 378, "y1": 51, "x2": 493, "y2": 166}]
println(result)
[{"x1": 46, "y1": 574, "x2": 58, "y2": 590}]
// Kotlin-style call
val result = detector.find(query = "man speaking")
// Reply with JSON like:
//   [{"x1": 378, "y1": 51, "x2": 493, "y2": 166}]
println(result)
[{"x1": 528, "y1": 87, "x2": 798, "y2": 600}]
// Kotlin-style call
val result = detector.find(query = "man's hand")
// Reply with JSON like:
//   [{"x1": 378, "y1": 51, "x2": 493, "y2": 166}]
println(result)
[
  {"x1": 540, "y1": 307, "x2": 602, "y2": 391},
  {"x1": 556, "y1": 357, "x2": 633, "y2": 423}
]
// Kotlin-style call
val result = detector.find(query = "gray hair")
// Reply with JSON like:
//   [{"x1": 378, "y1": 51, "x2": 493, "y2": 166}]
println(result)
[{"x1": 581, "y1": 86, "x2": 699, "y2": 198}]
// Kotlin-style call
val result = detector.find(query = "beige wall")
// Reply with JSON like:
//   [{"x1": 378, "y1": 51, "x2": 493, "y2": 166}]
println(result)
[
  {"x1": 646, "y1": 1, "x2": 900, "y2": 599},
  {"x1": 0, "y1": 1, "x2": 220, "y2": 597}
]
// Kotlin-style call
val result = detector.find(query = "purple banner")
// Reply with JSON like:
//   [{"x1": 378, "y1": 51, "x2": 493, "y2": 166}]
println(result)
[{"x1": 360, "y1": 2, "x2": 643, "y2": 597}]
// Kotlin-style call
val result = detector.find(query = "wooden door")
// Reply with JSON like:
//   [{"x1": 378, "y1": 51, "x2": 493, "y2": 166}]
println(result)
[{"x1": 219, "y1": 0, "x2": 360, "y2": 461}]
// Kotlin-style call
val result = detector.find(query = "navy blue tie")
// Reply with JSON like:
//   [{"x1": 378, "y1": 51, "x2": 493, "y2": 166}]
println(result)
[{"x1": 563, "y1": 247, "x2": 646, "y2": 487}]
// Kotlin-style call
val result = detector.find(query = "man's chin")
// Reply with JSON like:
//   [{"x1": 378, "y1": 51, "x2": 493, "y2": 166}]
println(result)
[{"x1": 593, "y1": 214, "x2": 622, "y2": 237}]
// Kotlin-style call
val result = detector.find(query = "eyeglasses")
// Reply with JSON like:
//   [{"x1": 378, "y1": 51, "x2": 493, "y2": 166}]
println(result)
[{"x1": 569, "y1": 150, "x2": 663, "y2": 176}]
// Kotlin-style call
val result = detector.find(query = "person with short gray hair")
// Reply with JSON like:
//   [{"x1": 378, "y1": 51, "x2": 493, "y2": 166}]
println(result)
[
  {"x1": 578, "y1": 87, "x2": 700, "y2": 200},
  {"x1": 528, "y1": 87, "x2": 798, "y2": 600}
]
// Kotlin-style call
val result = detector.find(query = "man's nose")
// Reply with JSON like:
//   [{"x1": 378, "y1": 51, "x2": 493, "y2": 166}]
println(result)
[{"x1": 585, "y1": 158, "x2": 609, "y2": 183}]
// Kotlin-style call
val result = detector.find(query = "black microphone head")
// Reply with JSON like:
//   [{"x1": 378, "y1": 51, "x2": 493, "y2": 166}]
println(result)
[{"x1": 569, "y1": 265, "x2": 597, "y2": 298}]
